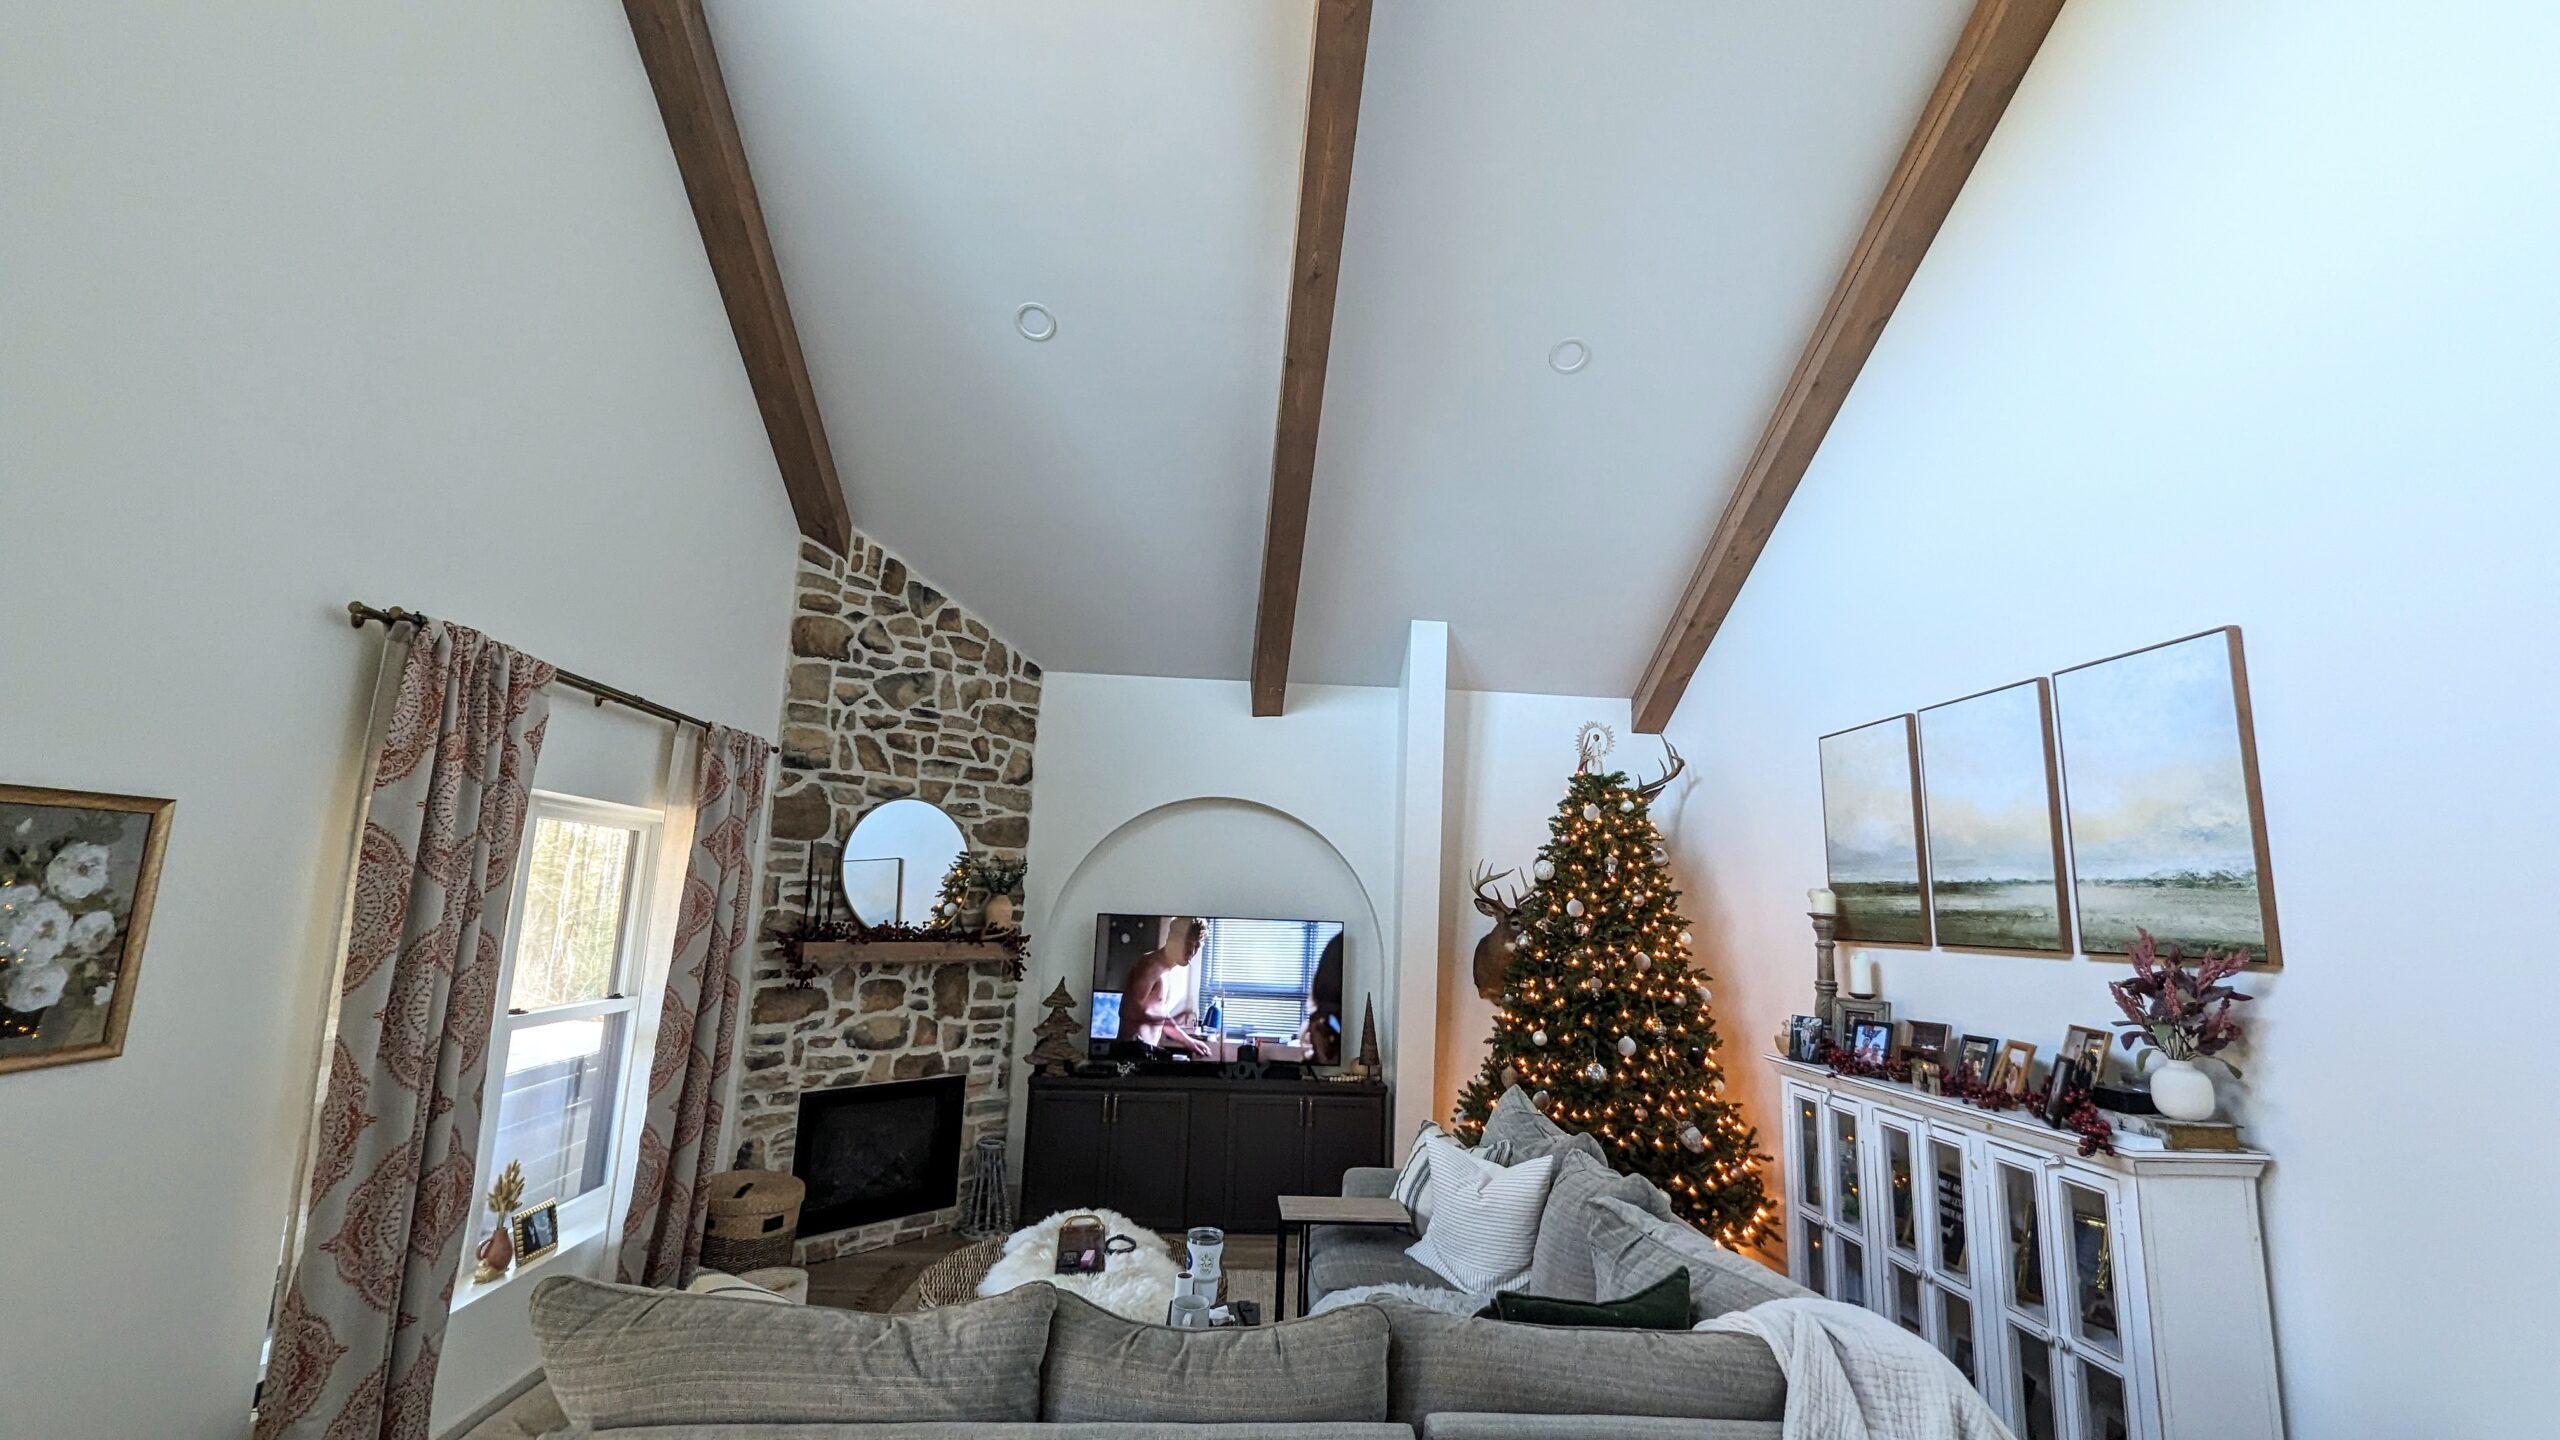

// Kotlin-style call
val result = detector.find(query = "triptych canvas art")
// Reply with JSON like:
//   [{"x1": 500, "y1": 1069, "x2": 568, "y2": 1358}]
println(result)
[{"x1": 1817, "y1": 626, "x2": 2280, "y2": 967}]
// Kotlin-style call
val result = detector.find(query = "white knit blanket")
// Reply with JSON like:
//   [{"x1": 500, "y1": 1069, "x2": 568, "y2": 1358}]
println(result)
[
  {"x1": 1697, "y1": 1298, "x2": 2016, "y2": 1440},
  {"x1": 976, "y1": 1208, "x2": 1182, "y2": 1322}
]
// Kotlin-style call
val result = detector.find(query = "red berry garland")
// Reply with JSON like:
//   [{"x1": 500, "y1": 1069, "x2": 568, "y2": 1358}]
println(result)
[{"x1": 1820, "y1": 1044, "x2": 2116, "y2": 1158}]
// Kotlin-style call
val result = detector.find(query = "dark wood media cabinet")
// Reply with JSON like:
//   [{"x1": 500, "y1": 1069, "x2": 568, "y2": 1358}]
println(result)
[{"x1": 1019, "y1": 1073, "x2": 1391, "y2": 1231}]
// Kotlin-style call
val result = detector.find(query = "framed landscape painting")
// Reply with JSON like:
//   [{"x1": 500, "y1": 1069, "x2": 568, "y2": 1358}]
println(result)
[
  {"x1": 2052, "y1": 627, "x2": 2281, "y2": 967},
  {"x1": 1919, "y1": 679, "x2": 2070, "y2": 952},
  {"x1": 1818, "y1": 715, "x2": 1931, "y2": 946},
  {"x1": 0, "y1": 785, "x2": 174, "y2": 1075}
]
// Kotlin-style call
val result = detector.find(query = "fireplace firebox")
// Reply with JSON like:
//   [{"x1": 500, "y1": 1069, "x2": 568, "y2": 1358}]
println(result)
[{"x1": 789, "y1": 1075, "x2": 966, "y2": 1236}]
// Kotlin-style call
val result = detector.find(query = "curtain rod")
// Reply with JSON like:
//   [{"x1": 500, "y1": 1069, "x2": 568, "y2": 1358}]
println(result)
[{"x1": 346, "y1": 600, "x2": 757, "y2": 740}]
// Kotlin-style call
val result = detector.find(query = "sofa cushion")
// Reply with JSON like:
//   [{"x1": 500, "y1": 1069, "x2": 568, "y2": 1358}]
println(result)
[
  {"x1": 1389, "y1": 1123, "x2": 1464, "y2": 1233},
  {"x1": 558, "y1": 1414, "x2": 1423, "y2": 1424},
  {"x1": 1405, "y1": 1150, "x2": 1555, "y2": 1292},
  {"x1": 1586, "y1": 1196, "x2": 1813, "y2": 1321},
  {"x1": 554, "y1": 1426, "x2": 1419, "y2": 1439},
  {"x1": 1422, "y1": 1416, "x2": 1782, "y2": 1439},
  {"x1": 1311, "y1": 1225, "x2": 1451, "y2": 1298},
  {"x1": 1526, "y1": 1142, "x2": 1666, "y2": 1301},
  {"x1": 1475, "y1": 1085, "x2": 1573, "y2": 1163},
  {"x1": 1372, "y1": 1299, "x2": 1786, "y2": 1427},
  {"x1": 529, "y1": 1275, "x2": 1054, "y2": 1429},
  {"x1": 1040, "y1": 1288, "x2": 1391, "y2": 1424},
  {"x1": 1487, "y1": 1269, "x2": 1691, "y2": 1331}
]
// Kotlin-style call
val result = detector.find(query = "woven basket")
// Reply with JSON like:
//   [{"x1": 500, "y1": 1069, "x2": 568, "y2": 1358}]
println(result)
[{"x1": 700, "y1": 1170, "x2": 804, "y2": 1272}]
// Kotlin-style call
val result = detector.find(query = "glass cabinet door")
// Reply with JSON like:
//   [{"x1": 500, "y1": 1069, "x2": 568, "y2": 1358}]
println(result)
[
  {"x1": 1796, "y1": 1095, "x2": 1825, "y2": 1211},
  {"x1": 1881, "y1": 1120, "x2": 1919, "y2": 1260},
  {"x1": 2075, "y1": 1357, "x2": 2131, "y2": 1440},
  {"x1": 2012, "y1": 1328, "x2": 2058, "y2": 1440},
  {"x1": 1889, "y1": 1263, "x2": 1925, "y2": 1336},
  {"x1": 1996, "y1": 1157, "x2": 2049, "y2": 1322},
  {"x1": 1928, "y1": 1135, "x2": 1970, "y2": 1281},
  {"x1": 1803, "y1": 1225, "x2": 1829, "y2": 1299},
  {"x1": 1834, "y1": 1235, "x2": 1868, "y2": 1309},
  {"x1": 1936, "y1": 1289, "x2": 1979, "y2": 1385},
  {"x1": 2060, "y1": 1177, "x2": 2122, "y2": 1359},
  {"x1": 1830, "y1": 1106, "x2": 1863, "y2": 1229}
]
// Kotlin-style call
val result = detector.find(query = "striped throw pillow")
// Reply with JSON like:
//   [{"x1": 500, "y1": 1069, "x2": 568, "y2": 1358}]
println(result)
[{"x1": 1405, "y1": 1150, "x2": 1556, "y2": 1293}]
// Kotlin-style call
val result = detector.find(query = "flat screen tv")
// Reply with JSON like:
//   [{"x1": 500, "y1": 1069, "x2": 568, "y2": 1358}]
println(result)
[{"x1": 1089, "y1": 913, "x2": 1345, "y2": 1063}]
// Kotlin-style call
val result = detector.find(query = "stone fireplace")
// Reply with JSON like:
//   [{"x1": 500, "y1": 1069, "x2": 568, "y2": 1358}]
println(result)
[{"x1": 738, "y1": 535, "x2": 1040, "y2": 1263}]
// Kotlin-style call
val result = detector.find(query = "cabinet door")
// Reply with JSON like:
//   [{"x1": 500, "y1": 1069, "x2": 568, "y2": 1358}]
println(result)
[
  {"x1": 1223, "y1": 1094, "x2": 1312, "y2": 1231},
  {"x1": 1102, "y1": 1091, "x2": 1193, "y2": 1229},
  {"x1": 1303, "y1": 1094, "x2": 1386, "y2": 1197},
  {"x1": 1022, "y1": 1089, "x2": 1109, "y2": 1220}
]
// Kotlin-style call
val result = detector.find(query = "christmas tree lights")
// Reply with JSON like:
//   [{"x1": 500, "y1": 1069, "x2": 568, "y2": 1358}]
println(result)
[{"x1": 1454, "y1": 734, "x2": 1773, "y2": 1247}]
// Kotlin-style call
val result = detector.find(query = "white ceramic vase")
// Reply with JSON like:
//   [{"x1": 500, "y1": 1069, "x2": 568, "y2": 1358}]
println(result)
[{"x1": 2148, "y1": 1056, "x2": 2217, "y2": 1121}]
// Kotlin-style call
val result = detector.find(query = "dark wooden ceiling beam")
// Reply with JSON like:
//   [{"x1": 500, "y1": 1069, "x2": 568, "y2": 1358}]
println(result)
[
  {"x1": 624, "y1": 0, "x2": 852, "y2": 555},
  {"x1": 1251, "y1": 0, "x2": 1374, "y2": 717},
  {"x1": 1630, "y1": 0, "x2": 2065, "y2": 733}
]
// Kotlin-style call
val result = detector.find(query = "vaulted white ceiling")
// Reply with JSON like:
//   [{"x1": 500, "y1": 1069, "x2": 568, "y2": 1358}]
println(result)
[{"x1": 707, "y1": 0, "x2": 1970, "y2": 694}]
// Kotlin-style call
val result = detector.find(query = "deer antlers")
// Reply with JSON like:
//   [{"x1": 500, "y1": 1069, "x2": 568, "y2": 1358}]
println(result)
[
  {"x1": 1637, "y1": 742, "x2": 1687, "y2": 801},
  {"x1": 1469, "y1": 862, "x2": 1523, "y2": 919}
]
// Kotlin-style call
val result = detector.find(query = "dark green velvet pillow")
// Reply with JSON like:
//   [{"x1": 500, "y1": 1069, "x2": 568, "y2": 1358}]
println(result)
[{"x1": 1480, "y1": 1269, "x2": 1692, "y2": 1330}]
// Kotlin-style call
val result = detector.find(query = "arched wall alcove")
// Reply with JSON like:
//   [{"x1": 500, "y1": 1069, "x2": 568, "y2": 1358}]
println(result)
[{"x1": 1007, "y1": 795, "x2": 1389, "y2": 1157}]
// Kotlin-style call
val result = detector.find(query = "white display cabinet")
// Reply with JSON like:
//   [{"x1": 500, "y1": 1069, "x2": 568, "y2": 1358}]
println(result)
[{"x1": 1773, "y1": 1057, "x2": 2285, "y2": 1440}]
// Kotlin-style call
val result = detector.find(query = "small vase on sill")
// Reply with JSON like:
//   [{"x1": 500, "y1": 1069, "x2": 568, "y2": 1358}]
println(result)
[{"x1": 2147, "y1": 1056, "x2": 2217, "y2": 1121}]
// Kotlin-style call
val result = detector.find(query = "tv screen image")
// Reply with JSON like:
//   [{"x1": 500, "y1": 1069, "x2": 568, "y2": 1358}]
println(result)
[{"x1": 1090, "y1": 913, "x2": 1345, "y2": 1064}]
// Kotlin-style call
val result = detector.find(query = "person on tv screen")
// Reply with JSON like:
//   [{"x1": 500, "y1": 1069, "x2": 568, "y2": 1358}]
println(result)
[{"x1": 1117, "y1": 916, "x2": 1212, "y2": 1057}]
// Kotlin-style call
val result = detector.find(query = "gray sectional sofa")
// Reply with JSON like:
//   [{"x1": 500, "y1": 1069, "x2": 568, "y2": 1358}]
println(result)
[{"x1": 527, "y1": 1090, "x2": 1809, "y2": 1440}]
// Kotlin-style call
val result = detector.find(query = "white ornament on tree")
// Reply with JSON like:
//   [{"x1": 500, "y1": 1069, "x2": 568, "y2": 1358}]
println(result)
[
  {"x1": 1531, "y1": 1029, "x2": 1548, "y2": 1047},
  {"x1": 1616, "y1": 1035, "x2": 1638, "y2": 1057},
  {"x1": 1564, "y1": 898, "x2": 1584, "y2": 918},
  {"x1": 1533, "y1": 1089, "x2": 1550, "y2": 1107},
  {"x1": 1582, "y1": 1061, "x2": 1608, "y2": 1083},
  {"x1": 1634, "y1": 951, "x2": 1652, "y2": 971},
  {"x1": 1532, "y1": 859, "x2": 1555, "y2": 881},
  {"x1": 1619, "y1": 799, "x2": 1635, "y2": 813},
  {"x1": 1582, "y1": 803, "x2": 1601, "y2": 821}
]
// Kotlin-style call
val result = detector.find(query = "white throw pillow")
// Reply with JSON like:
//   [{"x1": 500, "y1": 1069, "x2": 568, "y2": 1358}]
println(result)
[
  {"x1": 1390, "y1": 1122, "x2": 1461, "y2": 1233},
  {"x1": 1404, "y1": 1149, "x2": 1555, "y2": 1293}
]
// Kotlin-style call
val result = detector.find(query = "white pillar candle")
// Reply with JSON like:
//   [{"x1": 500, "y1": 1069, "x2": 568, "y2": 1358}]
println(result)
[
  {"x1": 1847, "y1": 950, "x2": 1878, "y2": 998},
  {"x1": 1808, "y1": 887, "x2": 1838, "y2": 915}
]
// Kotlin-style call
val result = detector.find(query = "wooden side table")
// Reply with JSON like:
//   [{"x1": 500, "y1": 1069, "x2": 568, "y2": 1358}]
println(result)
[{"x1": 1275, "y1": 1194, "x2": 1412, "y2": 1320}]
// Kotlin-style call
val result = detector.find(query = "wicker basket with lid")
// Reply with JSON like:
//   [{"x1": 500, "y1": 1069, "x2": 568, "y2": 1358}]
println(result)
[{"x1": 699, "y1": 1169, "x2": 805, "y2": 1274}]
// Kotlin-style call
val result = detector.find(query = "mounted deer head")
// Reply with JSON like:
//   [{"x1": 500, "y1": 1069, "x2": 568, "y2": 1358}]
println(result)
[
  {"x1": 1469, "y1": 862, "x2": 1527, "y2": 1001},
  {"x1": 1636, "y1": 742, "x2": 1687, "y2": 803}
]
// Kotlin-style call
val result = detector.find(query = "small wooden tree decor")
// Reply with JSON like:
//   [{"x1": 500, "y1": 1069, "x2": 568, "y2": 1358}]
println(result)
[
  {"x1": 1353, "y1": 997, "x2": 1382, "y2": 1081},
  {"x1": 1026, "y1": 979, "x2": 1086, "y2": 1075}
]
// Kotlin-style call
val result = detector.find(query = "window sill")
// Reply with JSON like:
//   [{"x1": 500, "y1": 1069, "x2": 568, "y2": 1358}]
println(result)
[{"x1": 450, "y1": 1204, "x2": 612, "y2": 1314}]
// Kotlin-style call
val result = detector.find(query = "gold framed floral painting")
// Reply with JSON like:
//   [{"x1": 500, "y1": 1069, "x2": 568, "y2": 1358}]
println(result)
[{"x1": 0, "y1": 784, "x2": 174, "y2": 1075}]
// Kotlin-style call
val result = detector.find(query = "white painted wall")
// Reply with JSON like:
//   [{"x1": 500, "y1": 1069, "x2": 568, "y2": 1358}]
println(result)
[
  {"x1": 0, "y1": 4, "x2": 801, "y2": 1437},
  {"x1": 1434, "y1": 692, "x2": 1636, "y2": 1129},
  {"x1": 1653, "y1": 4, "x2": 2560, "y2": 1435},
  {"x1": 1389, "y1": 623, "x2": 1450, "y2": 1143}
]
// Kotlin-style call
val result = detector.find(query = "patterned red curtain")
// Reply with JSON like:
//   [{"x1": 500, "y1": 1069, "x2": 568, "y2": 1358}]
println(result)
[
  {"x1": 616, "y1": 723, "x2": 773, "y2": 1287},
  {"x1": 258, "y1": 622, "x2": 554, "y2": 1440}
]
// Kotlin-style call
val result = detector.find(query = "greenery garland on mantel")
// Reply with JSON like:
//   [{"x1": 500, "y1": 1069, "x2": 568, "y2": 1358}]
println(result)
[{"x1": 776, "y1": 917, "x2": 1030, "y2": 985}]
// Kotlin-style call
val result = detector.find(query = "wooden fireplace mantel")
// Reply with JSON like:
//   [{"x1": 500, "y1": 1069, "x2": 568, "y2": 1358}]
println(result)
[{"x1": 794, "y1": 938, "x2": 1021, "y2": 966}]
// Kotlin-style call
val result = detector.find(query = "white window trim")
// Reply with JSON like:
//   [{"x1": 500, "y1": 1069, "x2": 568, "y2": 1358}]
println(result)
[{"x1": 454, "y1": 790, "x2": 670, "y2": 1310}]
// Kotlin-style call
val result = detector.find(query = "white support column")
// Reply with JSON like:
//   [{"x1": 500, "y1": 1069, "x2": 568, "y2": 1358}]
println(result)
[{"x1": 1388, "y1": 620, "x2": 1449, "y2": 1153}]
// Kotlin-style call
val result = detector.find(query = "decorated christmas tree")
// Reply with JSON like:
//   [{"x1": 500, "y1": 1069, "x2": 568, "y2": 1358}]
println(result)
[{"x1": 1454, "y1": 726, "x2": 1773, "y2": 1247}]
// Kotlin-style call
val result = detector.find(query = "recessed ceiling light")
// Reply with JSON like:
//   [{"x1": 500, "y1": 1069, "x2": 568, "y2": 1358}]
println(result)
[
  {"x1": 1549, "y1": 338, "x2": 1591, "y2": 375},
  {"x1": 1015, "y1": 302, "x2": 1057, "y2": 342}
]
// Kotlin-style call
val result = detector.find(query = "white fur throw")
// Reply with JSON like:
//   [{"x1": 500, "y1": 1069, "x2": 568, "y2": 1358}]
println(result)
[
  {"x1": 977, "y1": 1209, "x2": 1182, "y2": 1323},
  {"x1": 1309, "y1": 1282, "x2": 1489, "y2": 1317}
]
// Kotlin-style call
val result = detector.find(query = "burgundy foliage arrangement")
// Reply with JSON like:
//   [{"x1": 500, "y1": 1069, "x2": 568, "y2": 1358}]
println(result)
[{"x1": 2108, "y1": 928, "x2": 2251, "y2": 1075}]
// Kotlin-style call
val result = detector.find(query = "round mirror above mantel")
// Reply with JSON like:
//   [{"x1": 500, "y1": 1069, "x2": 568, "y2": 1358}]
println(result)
[{"x1": 840, "y1": 798, "x2": 966, "y2": 927}]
